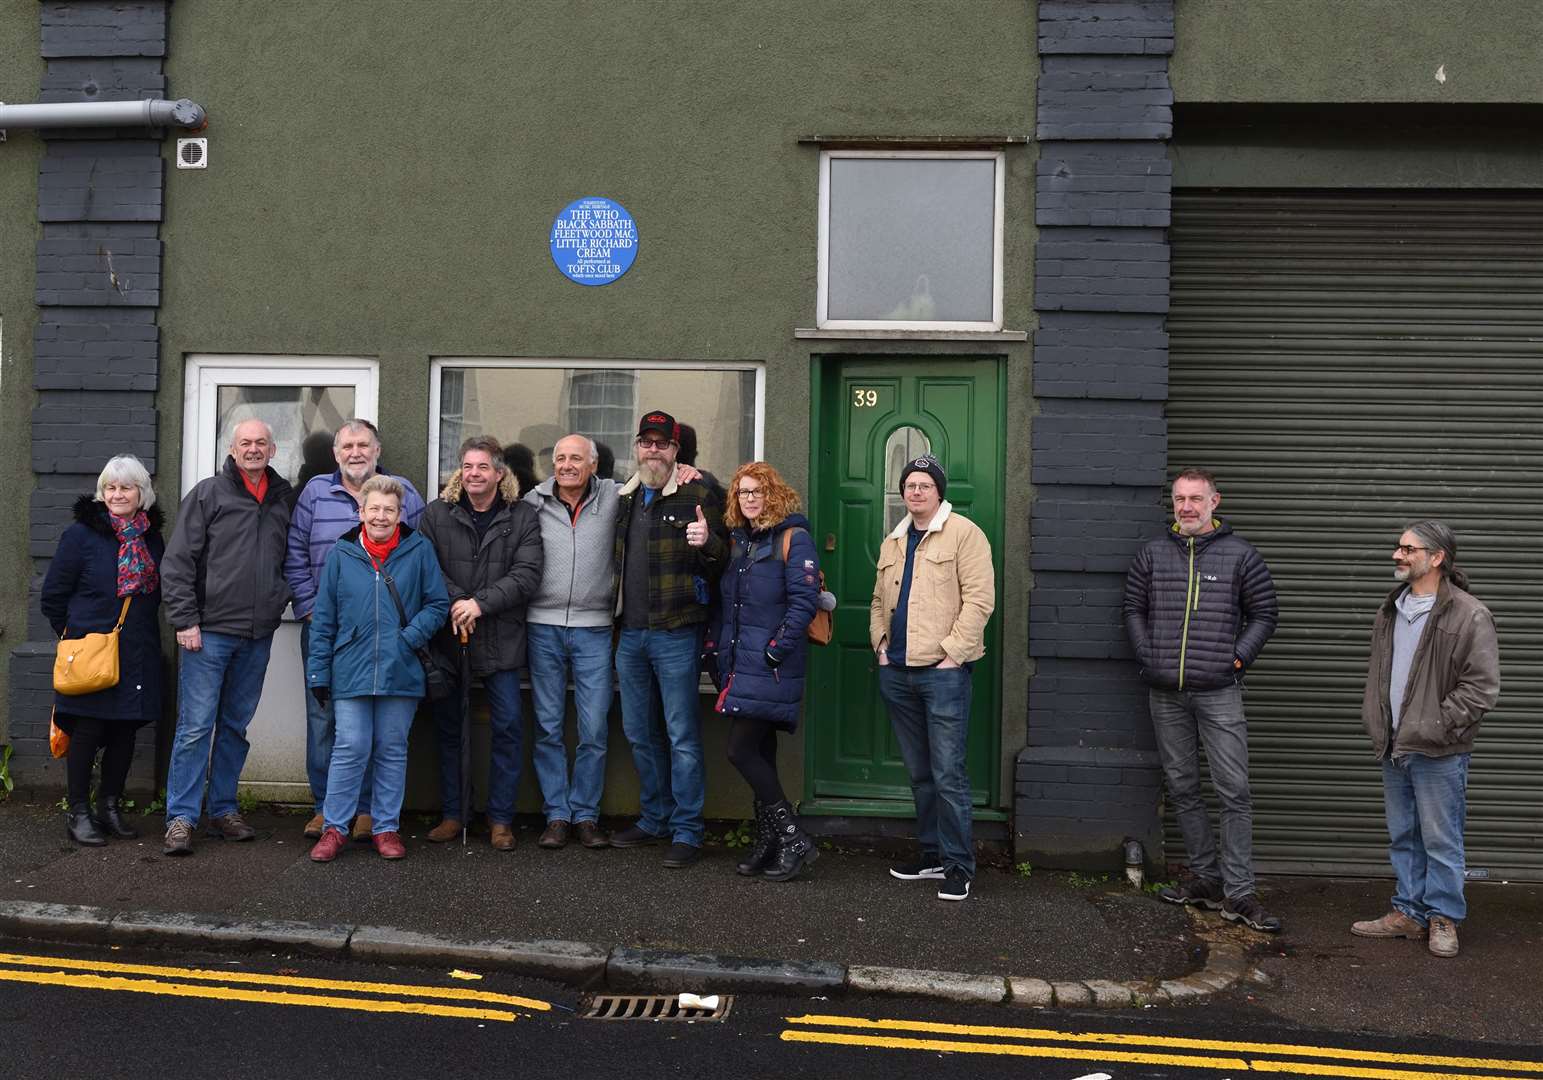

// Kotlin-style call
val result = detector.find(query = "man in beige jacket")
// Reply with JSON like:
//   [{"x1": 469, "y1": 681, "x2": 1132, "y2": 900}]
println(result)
[{"x1": 870, "y1": 454, "x2": 995, "y2": 901}]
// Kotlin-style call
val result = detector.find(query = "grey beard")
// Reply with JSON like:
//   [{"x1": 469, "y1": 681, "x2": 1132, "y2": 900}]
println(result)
[{"x1": 637, "y1": 461, "x2": 670, "y2": 488}]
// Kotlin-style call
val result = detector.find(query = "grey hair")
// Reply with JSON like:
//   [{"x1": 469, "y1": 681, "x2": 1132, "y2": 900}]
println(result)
[
  {"x1": 558, "y1": 433, "x2": 599, "y2": 465},
  {"x1": 229, "y1": 417, "x2": 275, "y2": 445},
  {"x1": 360, "y1": 474, "x2": 405, "y2": 505},
  {"x1": 95, "y1": 454, "x2": 156, "y2": 512},
  {"x1": 334, "y1": 418, "x2": 381, "y2": 447},
  {"x1": 1404, "y1": 519, "x2": 1469, "y2": 591}
]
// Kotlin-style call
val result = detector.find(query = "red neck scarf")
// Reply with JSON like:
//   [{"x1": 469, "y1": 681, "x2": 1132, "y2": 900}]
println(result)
[
  {"x1": 360, "y1": 525, "x2": 401, "y2": 570},
  {"x1": 239, "y1": 468, "x2": 269, "y2": 504}
]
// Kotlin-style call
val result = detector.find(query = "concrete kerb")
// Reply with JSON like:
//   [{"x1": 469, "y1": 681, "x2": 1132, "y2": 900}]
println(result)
[{"x1": 0, "y1": 899, "x2": 1256, "y2": 1008}]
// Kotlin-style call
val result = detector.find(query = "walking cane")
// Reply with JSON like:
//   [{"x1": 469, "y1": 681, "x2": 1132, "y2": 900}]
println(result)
[{"x1": 458, "y1": 626, "x2": 472, "y2": 847}]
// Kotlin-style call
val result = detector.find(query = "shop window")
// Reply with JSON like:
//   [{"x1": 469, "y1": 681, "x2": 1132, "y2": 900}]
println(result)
[
  {"x1": 818, "y1": 150, "x2": 1004, "y2": 332},
  {"x1": 431, "y1": 361, "x2": 762, "y2": 493}
]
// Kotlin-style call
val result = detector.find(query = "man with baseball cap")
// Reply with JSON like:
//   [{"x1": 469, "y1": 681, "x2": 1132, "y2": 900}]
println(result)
[
  {"x1": 870, "y1": 454, "x2": 995, "y2": 901},
  {"x1": 610, "y1": 410, "x2": 727, "y2": 868}
]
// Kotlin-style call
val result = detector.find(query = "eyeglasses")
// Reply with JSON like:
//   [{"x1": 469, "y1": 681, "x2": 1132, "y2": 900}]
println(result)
[
  {"x1": 903, "y1": 482, "x2": 936, "y2": 493},
  {"x1": 1393, "y1": 544, "x2": 1430, "y2": 557},
  {"x1": 635, "y1": 438, "x2": 674, "y2": 450},
  {"x1": 735, "y1": 486, "x2": 764, "y2": 500}
]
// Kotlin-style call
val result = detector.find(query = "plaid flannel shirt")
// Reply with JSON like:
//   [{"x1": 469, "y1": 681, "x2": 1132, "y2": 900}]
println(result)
[{"x1": 613, "y1": 475, "x2": 727, "y2": 630}]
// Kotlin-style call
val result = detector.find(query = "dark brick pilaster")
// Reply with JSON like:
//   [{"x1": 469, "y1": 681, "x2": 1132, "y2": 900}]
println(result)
[
  {"x1": 8, "y1": 1, "x2": 171, "y2": 796},
  {"x1": 1020, "y1": 1, "x2": 1173, "y2": 869}
]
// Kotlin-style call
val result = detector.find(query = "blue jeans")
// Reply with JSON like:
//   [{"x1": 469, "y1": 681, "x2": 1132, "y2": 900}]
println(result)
[
  {"x1": 527, "y1": 623, "x2": 614, "y2": 824},
  {"x1": 1383, "y1": 752, "x2": 1470, "y2": 924},
  {"x1": 166, "y1": 630, "x2": 274, "y2": 827},
  {"x1": 301, "y1": 620, "x2": 371, "y2": 817},
  {"x1": 325, "y1": 695, "x2": 417, "y2": 835},
  {"x1": 879, "y1": 663, "x2": 976, "y2": 877},
  {"x1": 616, "y1": 626, "x2": 705, "y2": 846},
  {"x1": 430, "y1": 667, "x2": 524, "y2": 825},
  {"x1": 1149, "y1": 684, "x2": 1255, "y2": 900}
]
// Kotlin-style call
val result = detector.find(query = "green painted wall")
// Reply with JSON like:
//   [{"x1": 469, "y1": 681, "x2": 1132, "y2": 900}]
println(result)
[
  {"x1": 0, "y1": 0, "x2": 43, "y2": 741},
  {"x1": 1173, "y1": 0, "x2": 1543, "y2": 104},
  {"x1": 159, "y1": 0, "x2": 1036, "y2": 814}
]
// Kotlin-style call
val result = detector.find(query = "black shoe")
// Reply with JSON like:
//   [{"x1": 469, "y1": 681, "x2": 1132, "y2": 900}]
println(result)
[
  {"x1": 735, "y1": 801, "x2": 776, "y2": 877},
  {"x1": 662, "y1": 842, "x2": 700, "y2": 868},
  {"x1": 93, "y1": 796, "x2": 139, "y2": 839},
  {"x1": 761, "y1": 801, "x2": 818, "y2": 882},
  {"x1": 889, "y1": 858, "x2": 945, "y2": 881},
  {"x1": 1158, "y1": 877, "x2": 1224, "y2": 910},
  {"x1": 67, "y1": 804, "x2": 108, "y2": 847},
  {"x1": 1222, "y1": 894, "x2": 1282, "y2": 933},
  {"x1": 937, "y1": 867, "x2": 971, "y2": 901},
  {"x1": 610, "y1": 823, "x2": 665, "y2": 848}
]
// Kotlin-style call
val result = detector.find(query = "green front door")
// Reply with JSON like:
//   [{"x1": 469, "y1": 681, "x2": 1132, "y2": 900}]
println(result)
[{"x1": 804, "y1": 357, "x2": 1004, "y2": 816}]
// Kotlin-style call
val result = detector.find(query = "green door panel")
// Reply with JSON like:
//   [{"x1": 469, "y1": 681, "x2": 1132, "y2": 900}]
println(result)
[{"x1": 806, "y1": 357, "x2": 1004, "y2": 815}]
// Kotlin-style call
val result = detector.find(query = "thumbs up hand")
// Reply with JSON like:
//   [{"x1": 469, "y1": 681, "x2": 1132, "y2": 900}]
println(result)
[{"x1": 686, "y1": 504, "x2": 709, "y2": 547}]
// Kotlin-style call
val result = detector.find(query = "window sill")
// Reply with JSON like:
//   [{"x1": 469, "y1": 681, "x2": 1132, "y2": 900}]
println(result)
[{"x1": 794, "y1": 328, "x2": 1028, "y2": 342}]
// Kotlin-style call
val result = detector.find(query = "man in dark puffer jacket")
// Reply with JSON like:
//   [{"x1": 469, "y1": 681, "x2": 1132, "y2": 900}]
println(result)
[{"x1": 1123, "y1": 468, "x2": 1280, "y2": 932}]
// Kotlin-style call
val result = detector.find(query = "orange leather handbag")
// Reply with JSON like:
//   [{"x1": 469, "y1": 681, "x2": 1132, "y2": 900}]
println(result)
[{"x1": 53, "y1": 596, "x2": 131, "y2": 696}]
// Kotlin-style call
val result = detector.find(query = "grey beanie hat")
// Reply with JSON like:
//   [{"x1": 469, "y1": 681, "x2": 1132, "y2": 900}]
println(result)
[{"x1": 898, "y1": 454, "x2": 946, "y2": 498}]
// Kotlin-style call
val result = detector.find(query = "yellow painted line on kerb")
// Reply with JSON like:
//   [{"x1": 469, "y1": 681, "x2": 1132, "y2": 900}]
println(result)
[
  {"x1": 0, "y1": 968, "x2": 519, "y2": 1022},
  {"x1": 784, "y1": 1015, "x2": 1543, "y2": 1078},
  {"x1": 0, "y1": 951, "x2": 550, "y2": 1011}
]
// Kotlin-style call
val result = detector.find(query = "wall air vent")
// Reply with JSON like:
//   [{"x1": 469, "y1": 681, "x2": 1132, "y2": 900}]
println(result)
[{"x1": 176, "y1": 137, "x2": 207, "y2": 169}]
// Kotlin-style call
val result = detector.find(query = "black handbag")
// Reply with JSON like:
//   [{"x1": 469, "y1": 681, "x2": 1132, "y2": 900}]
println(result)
[{"x1": 380, "y1": 569, "x2": 454, "y2": 702}]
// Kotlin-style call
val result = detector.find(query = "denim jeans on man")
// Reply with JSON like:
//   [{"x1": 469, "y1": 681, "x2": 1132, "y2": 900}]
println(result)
[
  {"x1": 616, "y1": 626, "x2": 705, "y2": 846},
  {"x1": 1149, "y1": 684, "x2": 1255, "y2": 900},
  {"x1": 879, "y1": 663, "x2": 976, "y2": 877},
  {"x1": 301, "y1": 620, "x2": 371, "y2": 817},
  {"x1": 1383, "y1": 751, "x2": 1470, "y2": 924},
  {"x1": 165, "y1": 630, "x2": 274, "y2": 827},
  {"x1": 527, "y1": 623, "x2": 614, "y2": 825},
  {"x1": 325, "y1": 695, "x2": 417, "y2": 835},
  {"x1": 430, "y1": 667, "x2": 524, "y2": 825}
]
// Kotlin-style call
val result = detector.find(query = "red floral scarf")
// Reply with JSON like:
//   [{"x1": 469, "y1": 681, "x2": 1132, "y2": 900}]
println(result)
[{"x1": 110, "y1": 510, "x2": 158, "y2": 596}]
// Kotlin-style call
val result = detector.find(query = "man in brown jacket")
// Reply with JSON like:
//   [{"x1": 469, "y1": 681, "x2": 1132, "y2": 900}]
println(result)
[
  {"x1": 1353, "y1": 520, "x2": 1499, "y2": 958},
  {"x1": 870, "y1": 454, "x2": 995, "y2": 902}
]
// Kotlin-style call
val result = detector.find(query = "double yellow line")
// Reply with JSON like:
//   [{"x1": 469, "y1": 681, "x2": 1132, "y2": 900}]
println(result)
[
  {"x1": 781, "y1": 1014, "x2": 1543, "y2": 1080},
  {"x1": 0, "y1": 951, "x2": 550, "y2": 1023}
]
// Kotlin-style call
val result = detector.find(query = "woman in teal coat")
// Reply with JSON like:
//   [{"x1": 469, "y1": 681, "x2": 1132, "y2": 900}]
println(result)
[{"x1": 306, "y1": 475, "x2": 448, "y2": 861}]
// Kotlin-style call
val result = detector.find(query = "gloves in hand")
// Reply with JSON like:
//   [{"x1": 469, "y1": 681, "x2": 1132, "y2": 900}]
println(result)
[
  {"x1": 764, "y1": 643, "x2": 783, "y2": 671},
  {"x1": 311, "y1": 686, "x2": 330, "y2": 707}
]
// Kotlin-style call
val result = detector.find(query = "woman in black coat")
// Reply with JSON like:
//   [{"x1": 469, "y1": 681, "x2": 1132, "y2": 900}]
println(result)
[
  {"x1": 40, "y1": 455, "x2": 165, "y2": 845},
  {"x1": 712, "y1": 461, "x2": 821, "y2": 881}
]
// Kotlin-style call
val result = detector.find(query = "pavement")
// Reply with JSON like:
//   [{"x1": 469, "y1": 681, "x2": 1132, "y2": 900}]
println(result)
[{"x1": 2, "y1": 800, "x2": 1539, "y2": 1038}]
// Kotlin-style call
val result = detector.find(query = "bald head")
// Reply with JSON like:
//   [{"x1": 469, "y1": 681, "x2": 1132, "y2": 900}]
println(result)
[{"x1": 552, "y1": 433, "x2": 598, "y2": 501}]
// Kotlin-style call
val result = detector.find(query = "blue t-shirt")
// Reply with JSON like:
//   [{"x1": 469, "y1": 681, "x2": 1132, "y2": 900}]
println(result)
[{"x1": 885, "y1": 525, "x2": 927, "y2": 666}]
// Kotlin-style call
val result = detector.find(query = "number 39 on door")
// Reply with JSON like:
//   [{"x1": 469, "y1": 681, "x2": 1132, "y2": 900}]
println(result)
[{"x1": 851, "y1": 387, "x2": 882, "y2": 409}]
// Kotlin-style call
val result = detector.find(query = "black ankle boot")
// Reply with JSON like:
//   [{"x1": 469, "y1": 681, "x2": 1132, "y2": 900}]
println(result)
[
  {"x1": 761, "y1": 800, "x2": 818, "y2": 882},
  {"x1": 67, "y1": 803, "x2": 108, "y2": 847},
  {"x1": 735, "y1": 801, "x2": 777, "y2": 877},
  {"x1": 94, "y1": 796, "x2": 139, "y2": 839}
]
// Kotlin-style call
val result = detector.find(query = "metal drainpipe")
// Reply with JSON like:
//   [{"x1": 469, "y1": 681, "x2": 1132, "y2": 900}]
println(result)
[{"x1": 0, "y1": 98, "x2": 207, "y2": 138}]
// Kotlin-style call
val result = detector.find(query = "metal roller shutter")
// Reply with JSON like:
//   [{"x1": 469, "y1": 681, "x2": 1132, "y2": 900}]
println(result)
[{"x1": 1166, "y1": 190, "x2": 1543, "y2": 881}]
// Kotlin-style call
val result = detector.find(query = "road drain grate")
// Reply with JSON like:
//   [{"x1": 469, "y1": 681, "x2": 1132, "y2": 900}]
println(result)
[{"x1": 579, "y1": 994, "x2": 734, "y2": 1021}]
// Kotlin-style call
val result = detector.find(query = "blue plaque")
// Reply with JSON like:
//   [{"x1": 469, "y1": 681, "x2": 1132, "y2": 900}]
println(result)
[{"x1": 549, "y1": 197, "x2": 638, "y2": 286}]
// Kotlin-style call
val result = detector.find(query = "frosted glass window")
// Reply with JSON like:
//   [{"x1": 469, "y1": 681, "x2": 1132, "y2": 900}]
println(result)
[{"x1": 820, "y1": 152, "x2": 1003, "y2": 330}]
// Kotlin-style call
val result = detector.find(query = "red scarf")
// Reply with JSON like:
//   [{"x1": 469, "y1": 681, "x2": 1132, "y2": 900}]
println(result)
[
  {"x1": 360, "y1": 525, "x2": 401, "y2": 570},
  {"x1": 239, "y1": 469, "x2": 269, "y2": 504}
]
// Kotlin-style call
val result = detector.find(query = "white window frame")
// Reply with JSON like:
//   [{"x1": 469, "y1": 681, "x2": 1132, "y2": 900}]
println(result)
[
  {"x1": 428, "y1": 358, "x2": 766, "y2": 497},
  {"x1": 181, "y1": 354, "x2": 379, "y2": 496},
  {"x1": 817, "y1": 149, "x2": 1006, "y2": 333}
]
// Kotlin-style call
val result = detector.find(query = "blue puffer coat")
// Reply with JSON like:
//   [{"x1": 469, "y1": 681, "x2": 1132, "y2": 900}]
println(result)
[
  {"x1": 306, "y1": 524, "x2": 449, "y2": 700},
  {"x1": 713, "y1": 514, "x2": 820, "y2": 731}
]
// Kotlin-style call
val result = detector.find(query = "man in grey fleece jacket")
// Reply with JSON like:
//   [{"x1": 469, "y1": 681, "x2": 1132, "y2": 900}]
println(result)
[{"x1": 522, "y1": 434, "x2": 699, "y2": 850}]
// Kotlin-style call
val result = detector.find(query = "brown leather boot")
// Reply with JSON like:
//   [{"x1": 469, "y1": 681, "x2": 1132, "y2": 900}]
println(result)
[
  {"x1": 490, "y1": 823, "x2": 517, "y2": 851},
  {"x1": 350, "y1": 814, "x2": 374, "y2": 842},
  {"x1": 303, "y1": 813, "x2": 325, "y2": 839},
  {"x1": 425, "y1": 818, "x2": 462, "y2": 843}
]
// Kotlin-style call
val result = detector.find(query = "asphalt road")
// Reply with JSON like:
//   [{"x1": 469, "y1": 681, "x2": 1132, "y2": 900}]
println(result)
[{"x1": 2, "y1": 941, "x2": 1540, "y2": 1080}]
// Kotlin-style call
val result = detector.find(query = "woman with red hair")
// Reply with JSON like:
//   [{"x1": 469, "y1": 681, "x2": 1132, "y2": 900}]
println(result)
[{"x1": 713, "y1": 461, "x2": 822, "y2": 881}]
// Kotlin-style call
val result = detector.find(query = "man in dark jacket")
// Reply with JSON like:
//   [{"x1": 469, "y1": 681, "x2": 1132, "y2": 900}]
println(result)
[
  {"x1": 1123, "y1": 468, "x2": 1280, "y2": 931},
  {"x1": 1352, "y1": 521, "x2": 1499, "y2": 959},
  {"x1": 160, "y1": 419, "x2": 294, "y2": 856},
  {"x1": 419, "y1": 435, "x2": 544, "y2": 850},
  {"x1": 610, "y1": 410, "x2": 727, "y2": 868}
]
